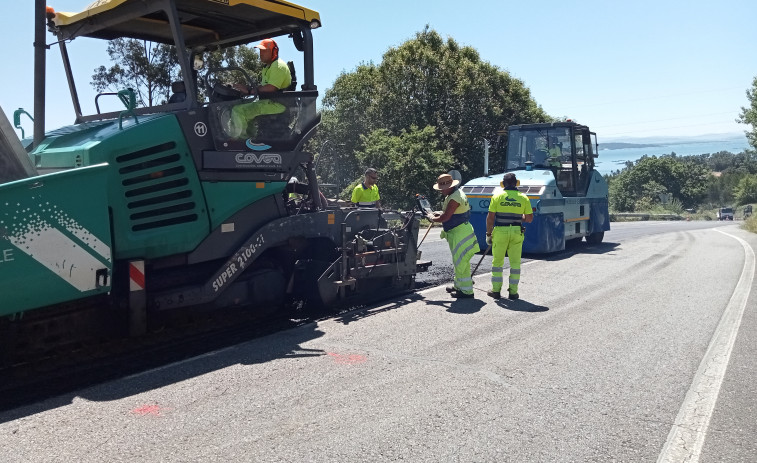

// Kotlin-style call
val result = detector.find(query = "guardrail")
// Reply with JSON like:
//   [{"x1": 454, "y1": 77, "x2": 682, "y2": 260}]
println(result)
[{"x1": 612, "y1": 213, "x2": 683, "y2": 221}]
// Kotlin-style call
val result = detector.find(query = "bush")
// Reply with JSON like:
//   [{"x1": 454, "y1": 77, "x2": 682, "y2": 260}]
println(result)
[{"x1": 744, "y1": 214, "x2": 757, "y2": 233}]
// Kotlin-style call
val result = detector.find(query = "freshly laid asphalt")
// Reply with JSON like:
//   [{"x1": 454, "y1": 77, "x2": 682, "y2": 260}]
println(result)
[{"x1": 0, "y1": 222, "x2": 755, "y2": 462}]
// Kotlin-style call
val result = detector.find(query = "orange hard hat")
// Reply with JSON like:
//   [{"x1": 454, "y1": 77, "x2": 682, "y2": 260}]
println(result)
[{"x1": 255, "y1": 39, "x2": 278, "y2": 51}]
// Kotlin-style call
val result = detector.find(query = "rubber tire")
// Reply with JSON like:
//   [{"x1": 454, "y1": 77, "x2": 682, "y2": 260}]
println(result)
[{"x1": 586, "y1": 231, "x2": 604, "y2": 244}]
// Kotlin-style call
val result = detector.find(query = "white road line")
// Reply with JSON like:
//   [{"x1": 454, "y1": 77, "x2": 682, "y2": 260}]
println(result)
[{"x1": 657, "y1": 229, "x2": 755, "y2": 463}]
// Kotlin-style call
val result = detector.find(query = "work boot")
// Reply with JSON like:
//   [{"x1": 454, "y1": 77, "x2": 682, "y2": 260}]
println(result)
[
  {"x1": 445, "y1": 285, "x2": 456, "y2": 293},
  {"x1": 452, "y1": 290, "x2": 474, "y2": 299},
  {"x1": 487, "y1": 290, "x2": 500, "y2": 299},
  {"x1": 508, "y1": 291, "x2": 519, "y2": 300}
]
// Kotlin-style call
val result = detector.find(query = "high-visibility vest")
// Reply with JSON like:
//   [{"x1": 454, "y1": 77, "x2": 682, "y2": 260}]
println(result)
[
  {"x1": 488, "y1": 188, "x2": 532, "y2": 226},
  {"x1": 442, "y1": 188, "x2": 471, "y2": 231},
  {"x1": 351, "y1": 183, "x2": 380, "y2": 206}
]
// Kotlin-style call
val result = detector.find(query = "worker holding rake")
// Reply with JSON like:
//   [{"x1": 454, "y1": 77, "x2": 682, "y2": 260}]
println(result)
[{"x1": 427, "y1": 173, "x2": 480, "y2": 298}]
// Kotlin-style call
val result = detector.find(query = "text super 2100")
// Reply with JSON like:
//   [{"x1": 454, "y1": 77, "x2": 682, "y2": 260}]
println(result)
[{"x1": 211, "y1": 236, "x2": 265, "y2": 293}]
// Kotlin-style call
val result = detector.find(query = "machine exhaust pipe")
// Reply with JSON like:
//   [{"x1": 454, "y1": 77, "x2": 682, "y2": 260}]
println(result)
[{"x1": 483, "y1": 138, "x2": 489, "y2": 176}]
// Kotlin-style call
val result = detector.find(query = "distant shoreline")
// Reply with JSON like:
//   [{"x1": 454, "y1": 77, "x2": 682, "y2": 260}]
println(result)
[
  {"x1": 594, "y1": 137, "x2": 751, "y2": 172},
  {"x1": 600, "y1": 142, "x2": 661, "y2": 150},
  {"x1": 600, "y1": 135, "x2": 748, "y2": 151}
]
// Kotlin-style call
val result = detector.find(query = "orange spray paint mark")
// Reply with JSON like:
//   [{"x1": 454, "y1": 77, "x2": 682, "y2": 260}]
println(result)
[
  {"x1": 131, "y1": 404, "x2": 164, "y2": 416},
  {"x1": 327, "y1": 352, "x2": 367, "y2": 365}
]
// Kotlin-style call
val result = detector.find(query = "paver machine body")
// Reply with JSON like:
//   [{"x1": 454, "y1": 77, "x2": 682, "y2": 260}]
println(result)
[{"x1": 0, "y1": 0, "x2": 423, "y2": 359}]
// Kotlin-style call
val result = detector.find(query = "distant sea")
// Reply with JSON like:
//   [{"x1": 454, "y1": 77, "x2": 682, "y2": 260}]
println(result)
[{"x1": 594, "y1": 136, "x2": 751, "y2": 174}]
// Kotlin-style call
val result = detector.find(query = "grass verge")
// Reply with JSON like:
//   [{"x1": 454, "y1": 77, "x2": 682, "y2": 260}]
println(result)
[{"x1": 743, "y1": 215, "x2": 757, "y2": 234}]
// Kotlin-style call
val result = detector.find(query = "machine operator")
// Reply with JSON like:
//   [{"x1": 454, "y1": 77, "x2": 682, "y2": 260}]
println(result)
[{"x1": 228, "y1": 38, "x2": 291, "y2": 138}]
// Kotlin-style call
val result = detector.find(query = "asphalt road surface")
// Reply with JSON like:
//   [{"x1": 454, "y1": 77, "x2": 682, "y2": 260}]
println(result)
[{"x1": 1, "y1": 221, "x2": 755, "y2": 462}]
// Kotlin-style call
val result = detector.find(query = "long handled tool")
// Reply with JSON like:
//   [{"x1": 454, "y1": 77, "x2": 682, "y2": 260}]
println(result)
[
  {"x1": 417, "y1": 222, "x2": 434, "y2": 248},
  {"x1": 471, "y1": 243, "x2": 492, "y2": 276},
  {"x1": 415, "y1": 194, "x2": 435, "y2": 249}
]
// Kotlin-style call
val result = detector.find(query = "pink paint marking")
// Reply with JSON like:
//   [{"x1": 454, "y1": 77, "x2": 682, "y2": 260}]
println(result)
[
  {"x1": 131, "y1": 404, "x2": 163, "y2": 416},
  {"x1": 327, "y1": 352, "x2": 367, "y2": 365}
]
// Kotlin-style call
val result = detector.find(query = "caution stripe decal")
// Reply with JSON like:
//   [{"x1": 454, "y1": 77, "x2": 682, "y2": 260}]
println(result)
[
  {"x1": 129, "y1": 261, "x2": 146, "y2": 291},
  {"x1": 8, "y1": 227, "x2": 105, "y2": 292}
]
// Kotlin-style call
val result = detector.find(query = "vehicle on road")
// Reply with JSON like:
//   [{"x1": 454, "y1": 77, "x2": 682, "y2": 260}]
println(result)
[
  {"x1": 717, "y1": 207, "x2": 734, "y2": 221},
  {"x1": 463, "y1": 122, "x2": 610, "y2": 253},
  {"x1": 0, "y1": 0, "x2": 425, "y2": 365}
]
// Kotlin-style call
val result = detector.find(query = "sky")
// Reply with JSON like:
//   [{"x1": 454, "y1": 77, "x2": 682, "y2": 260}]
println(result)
[{"x1": 1, "y1": 0, "x2": 756, "y2": 143}]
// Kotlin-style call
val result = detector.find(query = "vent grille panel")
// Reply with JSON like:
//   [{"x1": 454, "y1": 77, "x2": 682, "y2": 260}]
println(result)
[{"x1": 116, "y1": 142, "x2": 200, "y2": 232}]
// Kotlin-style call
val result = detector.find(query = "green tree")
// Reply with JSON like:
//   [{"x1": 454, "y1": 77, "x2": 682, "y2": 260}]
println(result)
[
  {"x1": 737, "y1": 75, "x2": 757, "y2": 151},
  {"x1": 681, "y1": 150, "x2": 757, "y2": 206},
  {"x1": 734, "y1": 174, "x2": 757, "y2": 205},
  {"x1": 316, "y1": 66, "x2": 382, "y2": 189},
  {"x1": 202, "y1": 46, "x2": 262, "y2": 96},
  {"x1": 92, "y1": 40, "x2": 261, "y2": 106},
  {"x1": 608, "y1": 171, "x2": 634, "y2": 211},
  {"x1": 315, "y1": 27, "x2": 550, "y2": 192},
  {"x1": 351, "y1": 125, "x2": 455, "y2": 210},
  {"x1": 91, "y1": 38, "x2": 178, "y2": 107},
  {"x1": 608, "y1": 156, "x2": 710, "y2": 211},
  {"x1": 637, "y1": 180, "x2": 669, "y2": 210}
]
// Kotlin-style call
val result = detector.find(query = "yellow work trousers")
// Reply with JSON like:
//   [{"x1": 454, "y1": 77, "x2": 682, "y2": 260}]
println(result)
[
  {"x1": 229, "y1": 100, "x2": 285, "y2": 138},
  {"x1": 442, "y1": 223, "x2": 480, "y2": 295},
  {"x1": 490, "y1": 225, "x2": 524, "y2": 294}
]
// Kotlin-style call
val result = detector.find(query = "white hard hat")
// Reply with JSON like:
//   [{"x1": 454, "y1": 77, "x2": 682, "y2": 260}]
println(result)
[{"x1": 288, "y1": 176, "x2": 299, "y2": 184}]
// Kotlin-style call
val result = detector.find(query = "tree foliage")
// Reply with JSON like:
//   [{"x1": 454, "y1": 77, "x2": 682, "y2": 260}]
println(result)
[
  {"x1": 91, "y1": 39, "x2": 178, "y2": 107},
  {"x1": 734, "y1": 174, "x2": 757, "y2": 205},
  {"x1": 608, "y1": 155, "x2": 711, "y2": 211},
  {"x1": 685, "y1": 150, "x2": 757, "y2": 174},
  {"x1": 683, "y1": 150, "x2": 757, "y2": 206},
  {"x1": 92, "y1": 40, "x2": 261, "y2": 106},
  {"x1": 315, "y1": 27, "x2": 551, "y2": 196},
  {"x1": 737, "y1": 74, "x2": 757, "y2": 151},
  {"x1": 607, "y1": 149, "x2": 757, "y2": 211},
  {"x1": 202, "y1": 46, "x2": 262, "y2": 95},
  {"x1": 351, "y1": 126, "x2": 455, "y2": 209}
]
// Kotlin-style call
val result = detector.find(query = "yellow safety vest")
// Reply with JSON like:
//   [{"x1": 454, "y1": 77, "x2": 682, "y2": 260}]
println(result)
[
  {"x1": 351, "y1": 183, "x2": 380, "y2": 206},
  {"x1": 442, "y1": 188, "x2": 471, "y2": 231},
  {"x1": 488, "y1": 188, "x2": 532, "y2": 226}
]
